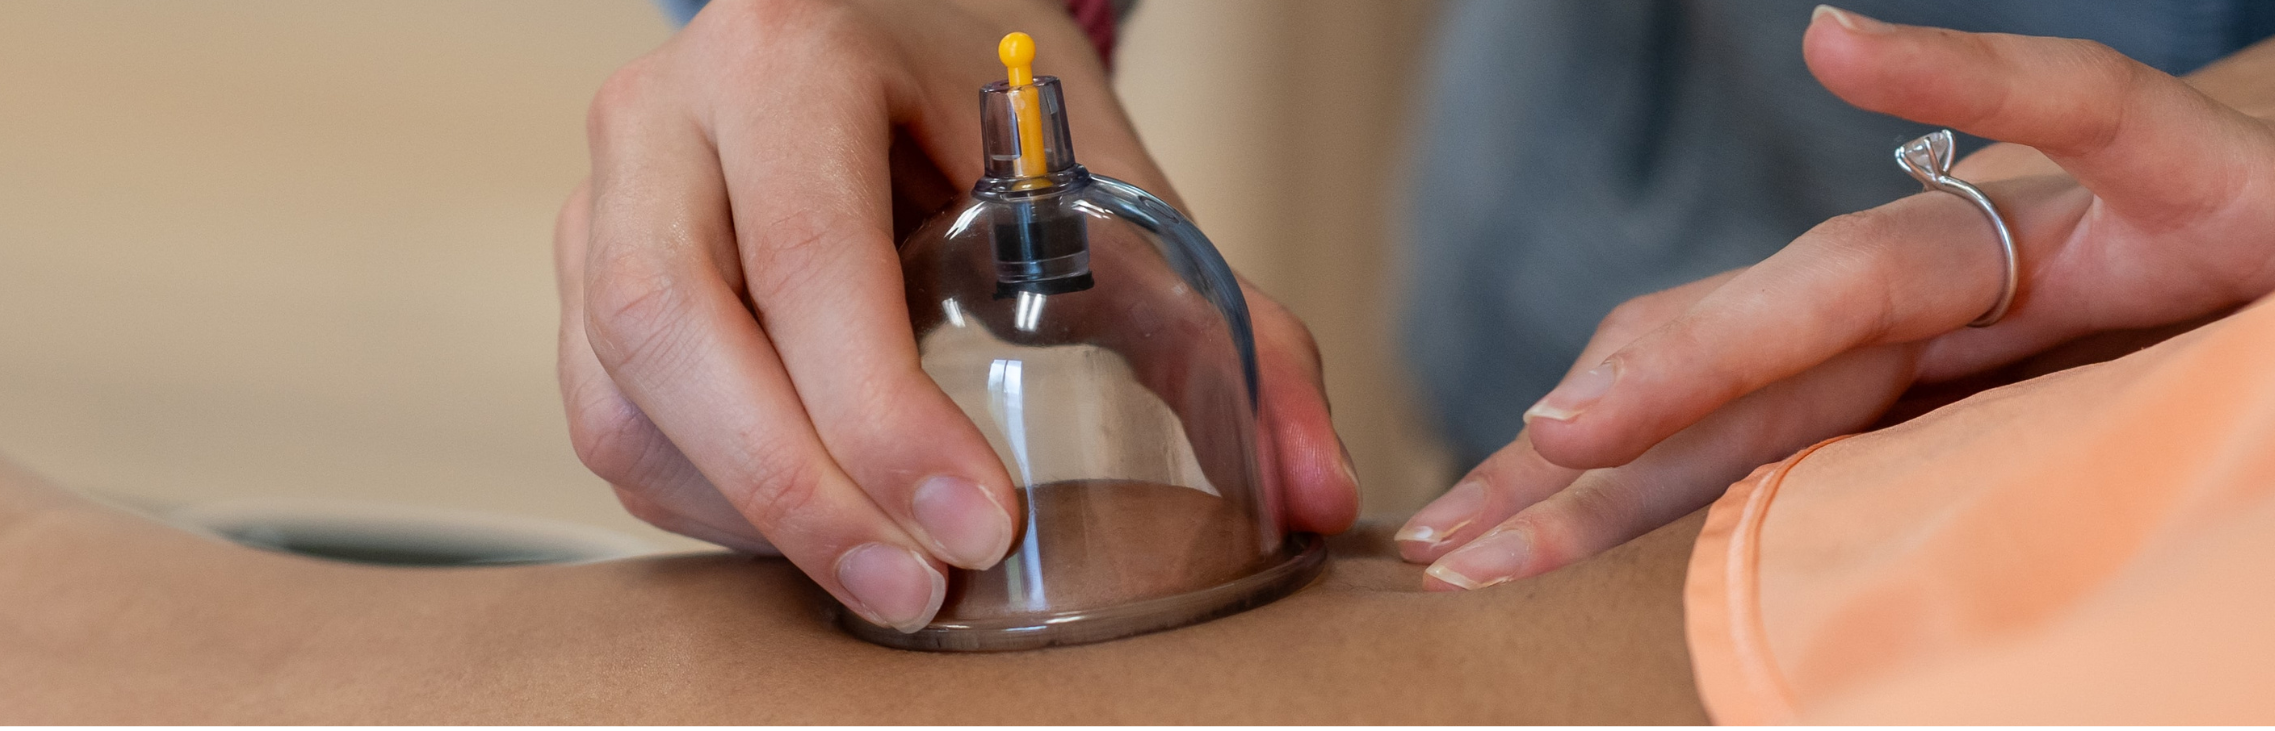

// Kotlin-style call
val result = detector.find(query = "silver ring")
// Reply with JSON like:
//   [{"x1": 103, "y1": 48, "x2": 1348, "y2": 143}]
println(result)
[{"x1": 1895, "y1": 129, "x2": 2018, "y2": 327}]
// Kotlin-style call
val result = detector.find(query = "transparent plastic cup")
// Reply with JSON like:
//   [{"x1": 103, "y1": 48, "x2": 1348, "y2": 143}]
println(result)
[{"x1": 840, "y1": 76, "x2": 1324, "y2": 652}]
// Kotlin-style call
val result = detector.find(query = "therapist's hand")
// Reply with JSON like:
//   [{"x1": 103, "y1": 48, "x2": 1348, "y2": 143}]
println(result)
[
  {"x1": 554, "y1": 0, "x2": 1357, "y2": 631},
  {"x1": 1401, "y1": 7, "x2": 2275, "y2": 588}
]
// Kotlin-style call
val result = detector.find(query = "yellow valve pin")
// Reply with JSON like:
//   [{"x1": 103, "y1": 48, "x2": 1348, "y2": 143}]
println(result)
[{"x1": 998, "y1": 32, "x2": 1048, "y2": 181}]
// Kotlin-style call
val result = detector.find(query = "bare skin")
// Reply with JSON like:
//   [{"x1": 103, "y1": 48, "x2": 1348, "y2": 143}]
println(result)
[
  {"x1": 1404, "y1": 13, "x2": 2275, "y2": 591},
  {"x1": 558, "y1": 0, "x2": 1360, "y2": 636},
  {"x1": 0, "y1": 457, "x2": 1703, "y2": 724}
]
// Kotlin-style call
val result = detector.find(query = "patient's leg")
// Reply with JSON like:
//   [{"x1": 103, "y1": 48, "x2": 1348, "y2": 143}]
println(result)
[{"x1": 0, "y1": 462, "x2": 1703, "y2": 724}]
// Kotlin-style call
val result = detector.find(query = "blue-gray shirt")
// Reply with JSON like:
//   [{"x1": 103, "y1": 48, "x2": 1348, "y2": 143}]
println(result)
[{"x1": 1405, "y1": 0, "x2": 2275, "y2": 467}]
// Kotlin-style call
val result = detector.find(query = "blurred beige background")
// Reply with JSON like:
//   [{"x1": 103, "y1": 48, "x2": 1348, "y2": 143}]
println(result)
[{"x1": 0, "y1": 0, "x2": 1447, "y2": 553}]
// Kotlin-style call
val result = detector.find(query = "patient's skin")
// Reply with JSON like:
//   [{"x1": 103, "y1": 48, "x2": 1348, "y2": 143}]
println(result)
[{"x1": 0, "y1": 460, "x2": 1703, "y2": 724}]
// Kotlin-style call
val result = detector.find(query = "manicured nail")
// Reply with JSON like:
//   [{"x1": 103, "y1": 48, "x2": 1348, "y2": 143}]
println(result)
[
  {"x1": 1396, "y1": 479, "x2": 1485, "y2": 547},
  {"x1": 911, "y1": 475, "x2": 1014, "y2": 570},
  {"x1": 1338, "y1": 440, "x2": 1361, "y2": 488},
  {"x1": 1525, "y1": 361, "x2": 1617, "y2": 423},
  {"x1": 1425, "y1": 529, "x2": 1531, "y2": 591},
  {"x1": 835, "y1": 543, "x2": 947, "y2": 633},
  {"x1": 1812, "y1": 5, "x2": 1890, "y2": 34}
]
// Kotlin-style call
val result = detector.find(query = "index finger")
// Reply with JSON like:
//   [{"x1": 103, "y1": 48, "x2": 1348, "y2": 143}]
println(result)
[
  {"x1": 1523, "y1": 173, "x2": 2075, "y2": 469},
  {"x1": 1804, "y1": 6, "x2": 2269, "y2": 226},
  {"x1": 1524, "y1": 12, "x2": 2265, "y2": 470}
]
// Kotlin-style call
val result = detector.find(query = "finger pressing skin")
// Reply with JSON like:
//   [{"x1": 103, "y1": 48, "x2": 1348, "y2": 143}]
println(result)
[
  {"x1": 1393, "y1": 273, "x2": 1735, "y2": 563},
  {"x1": 1531, "y1": 7, "x2": 2275, "y2": 470},
  {"x1": 1524, "y1": 180, "x2": 2063, "y2": 470},
  {"x1": 555, "y1": 179, "x2": 775, "y2": 554},
  {"x1": 1426, "y1": 345, "x2": 1915, "y2": 590},
  {"x1": 1560, "y1": 271, "x2": 1745, "y2": 382},
  {"x1": 694, "y1": 2, "x2": 1020, "y2": 573},
  {"x1": 1393, "y1": 431, "x2": 1580, "y2": 564},
  {"x1": 1001, "y1": 243, "x2": 1357, "y2": 535},
  {"x1": 585, "y1": 55, "x2": 945, "y2": 633},
  {"x1": 1811, "y1": 10, "x2": 2275, "y2": 379},
  {"x1": 1245, "y1": 286, "x2": 1360, "y2": 534}
]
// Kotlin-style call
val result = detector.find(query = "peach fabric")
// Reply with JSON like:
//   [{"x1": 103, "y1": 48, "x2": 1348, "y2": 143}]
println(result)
[{"x1": 1685, "y1": 297, "x2": 2275, "y2": 724}]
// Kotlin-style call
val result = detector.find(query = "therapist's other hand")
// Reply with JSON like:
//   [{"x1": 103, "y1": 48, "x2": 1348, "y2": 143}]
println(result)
[
  {"x1": 1402, "y1": 7, "x2": 2275, "y2": 587},
  {"x1": 554, "y1": 0, "x2": 1357, "y2": 631}
]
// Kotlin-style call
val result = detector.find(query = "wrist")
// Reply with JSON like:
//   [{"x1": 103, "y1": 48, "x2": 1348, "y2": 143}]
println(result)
[
  {"x1": 1058, "y1": 0, "x2": 1122, "y2": 67},
  {"x1": 944, "y1": 0, "x2": 1118, "y2": 68}
]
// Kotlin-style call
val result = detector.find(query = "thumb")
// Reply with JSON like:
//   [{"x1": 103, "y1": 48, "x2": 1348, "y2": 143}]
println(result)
[{"x1": 1804, "y1": 5, "x2": 2268, "y2": 225}]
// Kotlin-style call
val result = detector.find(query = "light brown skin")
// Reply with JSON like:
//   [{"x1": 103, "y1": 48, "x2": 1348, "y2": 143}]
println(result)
[
  {"x1": 557, "y1": 0, "x2": 1359, "y2": 635},
  {"x1": 0, "y1": 457, "x2": 1702, "y2": 724},
  {"x1": 564, "y1": 0, "x2": 2275, "y2": 621},
  {"x1": 45, "y1": 8, "x2": 2275, "y2": 724},
  {"x1": 1402, "y1": 11, "x2": 2275, "y2": 591}
]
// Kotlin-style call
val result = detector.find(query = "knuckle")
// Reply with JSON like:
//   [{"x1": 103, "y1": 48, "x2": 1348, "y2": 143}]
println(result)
[
  {"x1": 2067, "y1": 39, "x2": 2134, "y2": 80},
  {"x1": 583, "y1": 255, "x2": 697, "y2": 374},
  {"x1": 697, "y1": 0, "x2": 873, "y2": 59},
  {"x1": 1284, "y1": 319, "x2": 1325, "y2": 373},
  {"x1": 615, "y1": 488, "x2": 739, "y2": 547},
  {"x1": 1252, "y1": 295, "x2": 1326, "y2": 373},
  {"x1": 552, "y1": 185, "x2": 593, "y2": 264},
  {"x1": 1597, "y1": 296, "x2": 1668, "y2": 343},
  {"x1": 1809, "y1": 207, "x2": 1900, "y2": 250},
  {"x1": 1512, "y1": 486, "x2": 1634, "y2": 567},
  {"x1": 740, "y1": 213, "x2": 847, "y2": 299},
  {"x1": 1980, "y1": 38, "x2": 2133, "y2": 154},
  {"x1": 1568, "y1": 480, "x2": 1645, "y2": 534},
  {"x1": 2027, "y1": 39, "x2": 2136, "y2": 150},
  {"x1": 1807, "y1": 209, "x2": 1908, "y2": 285},
  {"x1": 612, "y1": 486, "x2": 680, "y2": 530},
  {"x1": 1503, "y1": 509, "x2": 1584, "y2": 569},
  {"x1": 727, "y1": 440, "x2": 831, "y2": 533},
  {"x1": 1805, "y1": 209, "x2": 1909, "y2": 336},
  {"x1": 709, "y1": 0, "x2": 828, "y2": 30},
  {"x1": 553, "y1": 186, "x2": 590, "y2": 237},
  {"x1": 566, "y1": 395, "x2": 660, "y2": 485},
  {"x1": 587, "y1": 56, "x2": 662, "y2": 140},
  {"x1": 842, "y1": 370, "x2": 930, "y2": 432},
  {"x1": 2078, "y1": 43, "x2": 2140, "y2": 146}
]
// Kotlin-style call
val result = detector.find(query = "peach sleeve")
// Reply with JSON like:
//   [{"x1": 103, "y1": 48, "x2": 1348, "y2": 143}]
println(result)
[{"x1": 1684, "y1": 297, "x2": 2275, "y2": 724}]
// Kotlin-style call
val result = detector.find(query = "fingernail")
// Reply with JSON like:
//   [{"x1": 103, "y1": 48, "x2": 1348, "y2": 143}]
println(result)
[
  {"x1": 1525, "y1": 361, "x2": 1617, "y2": 423},
  {"x1": 1426, "y1": 529, "x2": 1531, "y2": 591},
  {"x1": 911, "y1": 475, "x2": 1014, "y2": 570},
  {"x1": 1396, "y1": 479, "x2": 1485, "y2": 547},
  {"x1": 1812, "y1": 5, "x2": 1890, "y2": 34},
  {"x1": 835, "y1": 543, "x2": 947, "y2": 633}
]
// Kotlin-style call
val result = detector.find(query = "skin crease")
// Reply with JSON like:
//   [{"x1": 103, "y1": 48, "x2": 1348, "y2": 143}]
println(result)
[
  {"x1": 1403, "y1": 10, "x2": 2275, "y2": 589},
  {"x1": 0, "y1": 459, "x2": 1705, "y2": 724},
  {"x1": 0, "y1": 3, "x2": 1683, "y2": 721},
  {"x1": 22, "y1": 8, "x2": 2275, "y2": 724},
  {"x1": 557, "y1": 0, "x2": 1357, "y2": 631}
]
